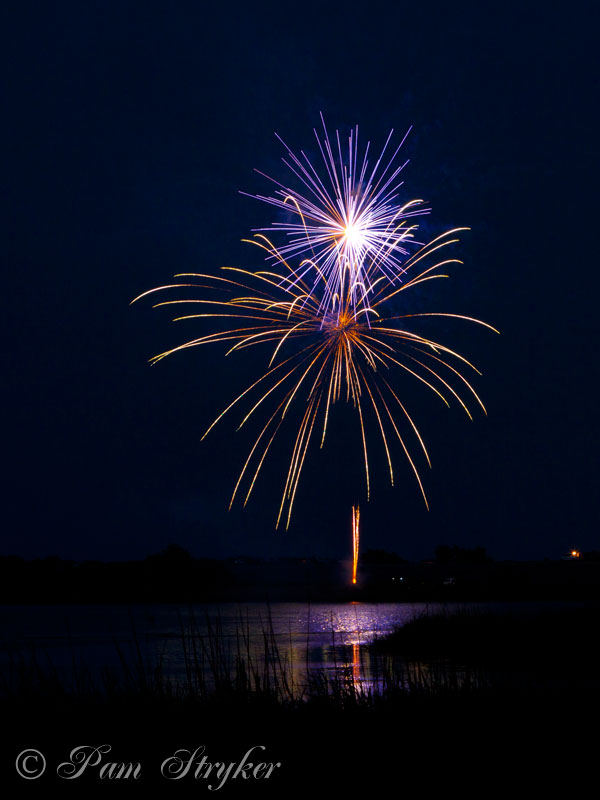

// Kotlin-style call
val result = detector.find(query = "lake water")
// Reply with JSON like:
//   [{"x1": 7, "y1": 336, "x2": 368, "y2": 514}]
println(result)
[{"x1": 0, "y1": 601, "x2": 578, "y2": 696}]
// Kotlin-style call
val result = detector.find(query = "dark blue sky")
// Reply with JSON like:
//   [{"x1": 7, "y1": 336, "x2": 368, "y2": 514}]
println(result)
[{"x1": 3, "y1": 1, "x2": 598, "y2": 561}]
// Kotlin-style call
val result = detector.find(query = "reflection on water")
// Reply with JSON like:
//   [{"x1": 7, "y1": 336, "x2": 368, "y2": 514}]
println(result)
[
  {"x1": 352, "y1": 642, "x2": 360, "y2": 684},
  {"x1": 0, "y1": 601, "x2": 543, "y2": 696},
  {"x1": 136, "y1": 602, "x2": 431, "y2": 694}
]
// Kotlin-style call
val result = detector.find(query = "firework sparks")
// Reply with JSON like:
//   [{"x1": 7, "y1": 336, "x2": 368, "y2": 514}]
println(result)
[
  {"x1": 352, "y1": 505, "x2": 360, "y2": 585},
  {"x1": 132, "y1": 225, "x2": 497, "y2": 529},
  {"x1": 246, "y1": 114, "x2": 430, "y2": 316}
]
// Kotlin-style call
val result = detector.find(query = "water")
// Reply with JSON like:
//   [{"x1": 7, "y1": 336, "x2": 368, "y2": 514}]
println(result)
[{"x1": 0, "y1": 601, "x2": 578, "y2": 696}]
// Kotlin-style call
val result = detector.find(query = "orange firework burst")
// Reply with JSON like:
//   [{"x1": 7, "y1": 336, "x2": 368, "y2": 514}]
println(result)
[{"x1": 132, "y1": 228, "x2": 497, "y2": 528}]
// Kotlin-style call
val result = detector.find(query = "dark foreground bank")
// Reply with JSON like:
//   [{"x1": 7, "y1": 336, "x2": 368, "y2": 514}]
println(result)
[
  {"x1": 3, "y1": 686, "x2": 596, "y2": 795},
  {"x1": 2, "y1": 604, "x2": 599, "y2": 794}
]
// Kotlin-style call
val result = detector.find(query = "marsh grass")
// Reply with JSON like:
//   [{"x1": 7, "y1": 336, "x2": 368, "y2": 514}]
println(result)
[
  {"x1": 6, "y1": 603, "x2": 597, "y2": 715},
  {"x1": 0, "y1": 606, "x2": 490, "y2": 713},
  {"x1": 3, "y1": 606, "x2": 597, "y2": 798}
]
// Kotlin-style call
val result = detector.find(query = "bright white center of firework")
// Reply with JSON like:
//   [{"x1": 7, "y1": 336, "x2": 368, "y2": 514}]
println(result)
[{"x1": 343, "y1": 224, "x2": 366, "y2": 249}]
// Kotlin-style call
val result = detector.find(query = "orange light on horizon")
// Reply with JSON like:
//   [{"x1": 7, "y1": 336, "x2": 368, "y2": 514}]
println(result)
[{"x1": 352, "y1": 505, "x2": 360, "y2": 585}]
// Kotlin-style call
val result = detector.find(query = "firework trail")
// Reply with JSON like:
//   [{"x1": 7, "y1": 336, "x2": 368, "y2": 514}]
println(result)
[
  {"x1": 352, "y1": 505, "x2": 360, "y2": 585},
  {"x1": 133, "y1": 224, "x2": 497, "y2": 528}
]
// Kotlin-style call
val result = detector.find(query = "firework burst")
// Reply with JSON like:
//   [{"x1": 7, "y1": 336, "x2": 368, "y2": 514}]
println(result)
[
  {"x1": 246, "y1": 114, "x2": 430, "y2": 316},
  {"x1": 132, "y1": 226, "x2": 497, "y2": 528}
]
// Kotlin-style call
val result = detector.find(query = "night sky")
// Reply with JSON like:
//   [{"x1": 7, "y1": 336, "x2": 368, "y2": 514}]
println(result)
[{"x1": 3, "y1": 1, "x2": 598, "y2": 562}]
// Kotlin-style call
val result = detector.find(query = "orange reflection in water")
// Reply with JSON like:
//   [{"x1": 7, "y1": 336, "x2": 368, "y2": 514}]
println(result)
[{"x1": 352, "y1": 641, "x2": 361, "y2": 683}]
